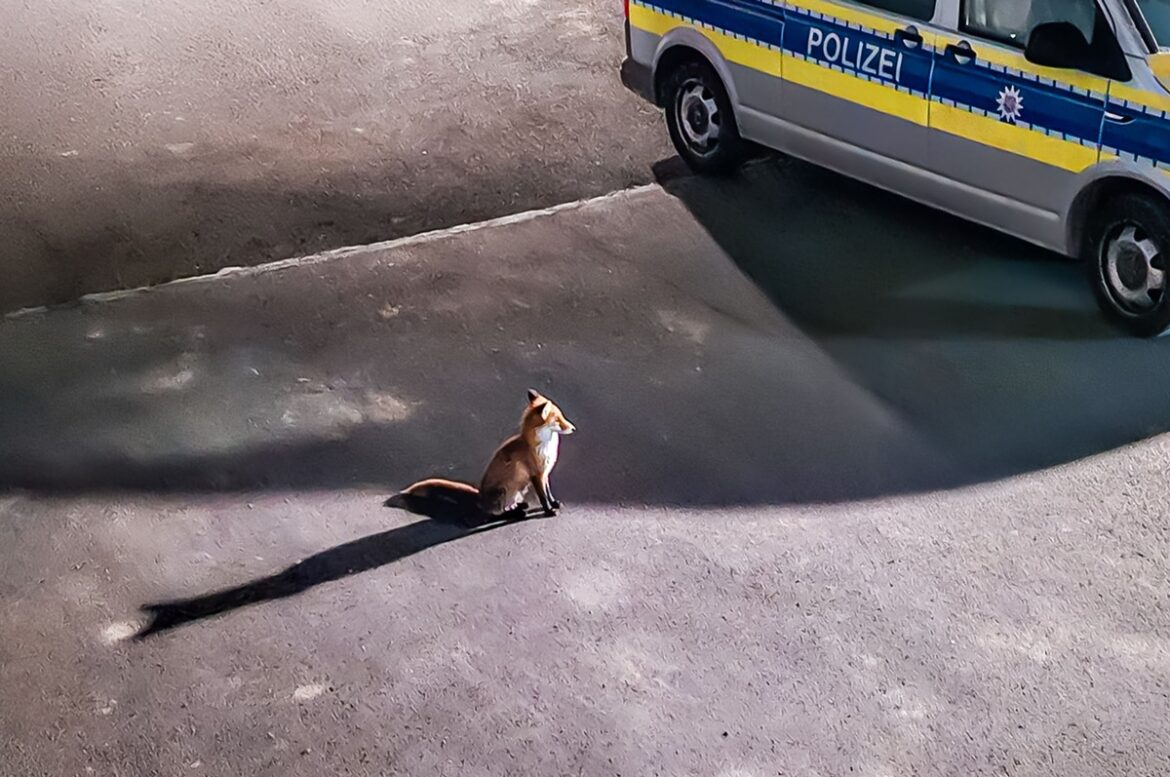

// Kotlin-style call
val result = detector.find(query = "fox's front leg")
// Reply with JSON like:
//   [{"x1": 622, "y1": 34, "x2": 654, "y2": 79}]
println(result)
[
  {"x1": 530, "y1": 475, "x2": 556, "y2": 517},
  {"x1": 546, "y1": 480, "x2": 561, "y2": 511}
]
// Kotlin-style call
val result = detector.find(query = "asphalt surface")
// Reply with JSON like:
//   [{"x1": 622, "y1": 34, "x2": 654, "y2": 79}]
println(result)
[
  {"x1": 0, "y1": 0, "x2": 669, "y2": 312},
  {"x1": 2, "y1": 163, "x2": 1170, "y2": 775}
]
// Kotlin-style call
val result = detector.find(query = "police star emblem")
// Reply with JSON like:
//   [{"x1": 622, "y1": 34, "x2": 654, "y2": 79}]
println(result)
[{"x1": 996, "y1": 85, "x2": 1024, "y2": 124}]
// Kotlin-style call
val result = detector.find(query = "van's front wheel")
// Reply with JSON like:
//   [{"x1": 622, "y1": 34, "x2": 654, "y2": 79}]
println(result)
[
  {"x1": 662, "y1": 60, "x2": 746, "y2": 176},
  {"x1": 1086, "y1": 193, "x2": 1170, "y2": 338}
]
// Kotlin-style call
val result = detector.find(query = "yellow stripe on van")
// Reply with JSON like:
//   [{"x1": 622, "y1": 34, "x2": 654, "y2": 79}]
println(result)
[
  {"x1": 1110, "y1": 83, "x2": 1170, "y2": 114},
  {"x1": 1150, "y1": 52, "x2": 1170, "y2": 81},
  {"x1": 629, "y1": 4, "x2": 782, "y2": 77},
  {"x1": 931, "y1": 103, "x2": 1099, "y2": 172},
  {"x1": 783, "y1": 55, "x2": 929, "y2": 125}
]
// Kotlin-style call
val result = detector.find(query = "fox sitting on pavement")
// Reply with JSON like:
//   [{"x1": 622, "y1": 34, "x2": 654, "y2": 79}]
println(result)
[{"x1": 386, "y1": 389, "x2": 576, "y2": 523}]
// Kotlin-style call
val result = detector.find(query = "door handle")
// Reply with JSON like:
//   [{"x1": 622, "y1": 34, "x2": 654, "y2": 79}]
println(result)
[
  {"x1": 1105, "y1": 110, "x2": 1136, "y2": 125},
  {"x1": 945, "y1": 41, "x2": 976, "y2": 65},
  {"x1": 895, "y1": 26, "x2": 923, "y2": 49}
]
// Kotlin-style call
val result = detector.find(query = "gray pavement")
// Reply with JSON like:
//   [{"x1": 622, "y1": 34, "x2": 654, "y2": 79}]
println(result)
[
  {"x1": 5, "y1": 162, "x2": 1170, "y2": 499},
  {"x1": 2, "y1": 163, "x2": 1170, "y2": 775},
  {"x1": 0, "y1": 0, "x2": 669, "y2": 311}
]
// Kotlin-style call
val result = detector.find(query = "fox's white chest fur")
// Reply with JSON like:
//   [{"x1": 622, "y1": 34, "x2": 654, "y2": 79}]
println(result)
[{"x1": 534, "y1": 425, "x2": 559, "y2": 476}]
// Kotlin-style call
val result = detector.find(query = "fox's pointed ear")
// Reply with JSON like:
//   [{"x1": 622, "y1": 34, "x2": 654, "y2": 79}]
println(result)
[
  {"x1": 527, "y1": 388, "x2": 543, "y2": 403},
  {"x1": 540, "y1": 402, "x2": 552, "y2": 420}
]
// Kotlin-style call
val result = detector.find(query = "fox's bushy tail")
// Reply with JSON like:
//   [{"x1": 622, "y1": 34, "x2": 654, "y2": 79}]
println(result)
[{"x1": 384, "y1": 477, "x2": 481, "y2": 517}]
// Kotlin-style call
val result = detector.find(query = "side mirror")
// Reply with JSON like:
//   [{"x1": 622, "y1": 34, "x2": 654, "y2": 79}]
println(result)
[{"x1": 1025, "y1": 21, "x2": 1091, "y2": 70}]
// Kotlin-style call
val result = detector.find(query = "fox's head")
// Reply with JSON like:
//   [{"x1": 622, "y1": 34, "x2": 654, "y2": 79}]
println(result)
[{"x1": 523, "y1": 388, "x2": 575, "y2": 435}]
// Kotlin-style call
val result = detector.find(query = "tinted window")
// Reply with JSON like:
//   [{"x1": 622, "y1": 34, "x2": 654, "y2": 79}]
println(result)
[
  {"x1": 962, "y1": 0, "x2": 1097, "y2": 47},
  {"x1": 851, "y1": 0, "x2": 936, "y2": 23},
  {"x1": 1135, "y1": 0, "x2": 1170, "y2": 47}
]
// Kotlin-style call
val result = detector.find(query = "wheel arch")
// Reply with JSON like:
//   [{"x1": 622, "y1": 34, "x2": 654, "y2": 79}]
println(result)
[
  {"x1": 1067, "y1": 170, "x2": 1170, "y2": 257},
  {"x1": 651, "y1": 31, "x2": 740, "y2": 109}
]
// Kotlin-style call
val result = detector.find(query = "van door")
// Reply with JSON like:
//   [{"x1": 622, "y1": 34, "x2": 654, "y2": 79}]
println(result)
[
  {"x1": 778, "y1": 0, "x2": 941, "y2": 164},
  {"x1": 928, "y1": 0, "x2": 1116, "y2": 217}
]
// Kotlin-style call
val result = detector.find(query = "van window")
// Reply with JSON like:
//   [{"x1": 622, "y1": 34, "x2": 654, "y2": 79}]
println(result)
[
  {"x1": 961, "y1": 0, "x2": 1130, "y2": 79},
  {"x1": 850, "y1": 0, "x2": 936, "y2": 23},
  {"x1": 961, "y1": 0, "x2": 1097, "y2": 47},
  {"x1": 1134, "y1": 0, "x2": 1170, "y2": 47}
]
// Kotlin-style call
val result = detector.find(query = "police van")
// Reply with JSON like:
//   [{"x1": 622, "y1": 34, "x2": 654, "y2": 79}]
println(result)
[{"x1": 621, "y1": 0, "x2": 1170, "y2": 337}]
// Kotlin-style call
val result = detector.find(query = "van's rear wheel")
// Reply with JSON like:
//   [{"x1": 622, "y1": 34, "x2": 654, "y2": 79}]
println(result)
[
  {"x1": 662, "y1": 60, "x2": 746, "y2": 176},
  {"x1": 1086, "y1": 193, "x2": 1170, "y2": 338}
]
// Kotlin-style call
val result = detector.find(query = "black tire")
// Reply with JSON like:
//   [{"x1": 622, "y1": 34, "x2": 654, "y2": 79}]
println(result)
[
  {"x1": 662, "y1": 59, "x2": 747, "y2": 176},
  {"x1": 1085, "y1": 192, "x2": 1170, "y2": 338}
]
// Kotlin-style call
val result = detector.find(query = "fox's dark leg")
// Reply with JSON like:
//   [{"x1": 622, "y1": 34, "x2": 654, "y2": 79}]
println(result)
[
  {"x1": 530, "y1": 476, "x2": 556, "y2": 517},
  {"x1": 546, "y1": 481, "x2": 561, "y2": 511}
]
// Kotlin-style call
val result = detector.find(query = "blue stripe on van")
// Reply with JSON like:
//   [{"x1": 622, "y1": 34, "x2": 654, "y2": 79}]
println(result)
[
  {"x1": 1102, "y1": 105, "x2": 1170, "y2": 163},
  {"x1": 781, "y1": 10, "x2": 933, "y2": 95}
]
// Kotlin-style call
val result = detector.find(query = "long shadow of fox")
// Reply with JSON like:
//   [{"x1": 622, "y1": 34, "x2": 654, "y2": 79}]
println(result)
[{"x1": 135, "y1": 489, "x2": 540, "y2": 640}]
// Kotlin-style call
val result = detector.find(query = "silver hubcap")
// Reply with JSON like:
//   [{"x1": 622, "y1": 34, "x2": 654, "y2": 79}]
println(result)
[
  {"x1": 1103, "y1": 224, "x2": 1166, "y2": 315},
  {"x1": 676, "y1": 80, "x2": 721, "y2": 153}
]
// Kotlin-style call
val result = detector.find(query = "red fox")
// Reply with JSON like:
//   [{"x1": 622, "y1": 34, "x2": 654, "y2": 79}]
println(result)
[{"x1": 386, "y1": 389, "x2": 576, "y2": 523}]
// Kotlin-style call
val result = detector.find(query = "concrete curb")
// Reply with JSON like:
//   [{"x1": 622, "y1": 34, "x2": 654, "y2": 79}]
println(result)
[{"x1": 3, "y1": 184, "x2": 662, "y2": 321}]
